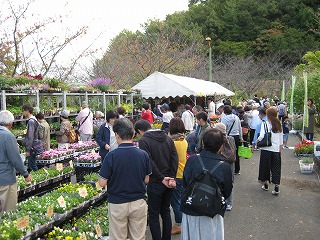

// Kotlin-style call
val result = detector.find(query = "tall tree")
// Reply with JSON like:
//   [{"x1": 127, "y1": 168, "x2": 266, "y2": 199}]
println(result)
[
  {"x1": 0, "y1": 0, "x2": 90, "y2": 80},
  {"x1": 92, "y1": 19, "x2": 204, "y2": 89}
]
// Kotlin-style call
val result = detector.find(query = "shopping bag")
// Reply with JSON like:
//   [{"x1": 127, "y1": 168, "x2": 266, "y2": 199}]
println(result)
[{"x1": 238, "y1": 145, "x2": 252, "y2": 159}]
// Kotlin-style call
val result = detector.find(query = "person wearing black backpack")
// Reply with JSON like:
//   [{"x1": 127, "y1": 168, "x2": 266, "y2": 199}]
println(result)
[{"x1": 181, "y1": 128, "x2": 233, "y2": 240}]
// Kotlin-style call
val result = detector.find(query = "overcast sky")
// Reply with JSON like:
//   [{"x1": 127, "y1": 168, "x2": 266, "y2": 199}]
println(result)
[{"x1": 3, "y1": 0, "x2": 189, "y2": 68}]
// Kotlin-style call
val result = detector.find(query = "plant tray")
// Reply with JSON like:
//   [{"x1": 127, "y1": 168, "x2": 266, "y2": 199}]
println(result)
[
  {"x1": 296, "y1": 153, "x2": 314, "y2": 158},
  {"x1": 299, "y1": 160, "x2": 314, "y2": 174},
  {"x1": 36, "y1": 159, "x2": 57, "y2": 164},
  {"x1": 74, "y1": 162, "x2": 101, "y2": 168}
]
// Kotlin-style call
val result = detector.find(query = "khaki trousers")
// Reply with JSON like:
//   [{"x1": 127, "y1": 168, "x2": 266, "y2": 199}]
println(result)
[
  {"x1": 108, "y1": 199, "x2": 147, "y2": 240},
  {"x1": 0, "y1": 183, "x2": 18, "y2": 212}
]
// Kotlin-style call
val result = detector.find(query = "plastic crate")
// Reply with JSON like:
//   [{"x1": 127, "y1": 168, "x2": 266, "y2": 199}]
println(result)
[{"x1": 299, "y1": 160, "x2": 314, "y2": 174}]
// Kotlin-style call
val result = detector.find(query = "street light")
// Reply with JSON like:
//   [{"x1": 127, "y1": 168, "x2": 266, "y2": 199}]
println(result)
[{"x1": 206, "y1": 37, "x2": 213, "y2": 82}]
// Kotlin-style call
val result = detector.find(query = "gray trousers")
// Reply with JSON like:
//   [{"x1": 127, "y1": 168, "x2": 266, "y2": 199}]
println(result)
[{"x1": 79, "y1": 132, "x2": 92, "y2": 141}]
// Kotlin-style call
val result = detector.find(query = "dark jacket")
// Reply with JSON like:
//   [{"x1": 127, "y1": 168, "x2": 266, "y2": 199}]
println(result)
[
  {"x1": 138, "y1": 130, "x2": 178, "y2": 184},
  {"x1": 96, "y1": 122, "x2": 110, "y2": 160},
  {"x1": 25, "y1": 117, "x2": 39, "y2": 152},
  {"x1": 181, "y1": 150, "x2": 233, "y2": 217}
]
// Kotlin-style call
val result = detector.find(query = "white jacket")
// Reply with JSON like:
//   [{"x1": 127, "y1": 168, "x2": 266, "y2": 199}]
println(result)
[{"x1": 181, "y1": 110, "x2": 194, "y2": 131}]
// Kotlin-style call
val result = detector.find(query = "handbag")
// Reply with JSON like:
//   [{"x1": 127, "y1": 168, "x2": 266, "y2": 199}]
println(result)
[
  {"x1": 32, "y1": 139, "x2": 44, "y2": 155},
  {"x1": 257, "y1": 122, "x2": 272, "y2": 147},
  {"x1": 220, "y1": 136, "x2": 237, "y2": 164},
  {"x1": 238, "y1": 144, "x2": 253, "y2": 159}
]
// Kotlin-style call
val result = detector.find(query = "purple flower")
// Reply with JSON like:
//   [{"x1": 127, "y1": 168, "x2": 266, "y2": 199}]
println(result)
[{"x1": 87, "y1": 78, "x2": 111, "y2": 86}]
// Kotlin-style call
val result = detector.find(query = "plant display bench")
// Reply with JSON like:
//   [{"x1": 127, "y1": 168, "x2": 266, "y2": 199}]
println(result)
[
  {"x1": 17, "y1": 167, "x2": 75, "y2": 202},
  {"x1": 0, "y1": 183, "x2": 107, "y2": 239}
]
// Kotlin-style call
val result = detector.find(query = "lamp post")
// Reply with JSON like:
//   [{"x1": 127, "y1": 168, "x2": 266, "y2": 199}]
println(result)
[{"x1": 206, "y1": 37, "x2": 213, "y2": 82}]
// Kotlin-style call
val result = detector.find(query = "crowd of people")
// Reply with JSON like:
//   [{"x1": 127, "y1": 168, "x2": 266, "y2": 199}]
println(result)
[{"x1": 0, "y1": 94, "x2": 317, "y2": 239}]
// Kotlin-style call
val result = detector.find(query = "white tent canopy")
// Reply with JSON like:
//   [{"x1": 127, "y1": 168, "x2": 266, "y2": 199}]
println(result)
[{"x1": 132, "y1": 71, "x2": 234, "y2": 99}]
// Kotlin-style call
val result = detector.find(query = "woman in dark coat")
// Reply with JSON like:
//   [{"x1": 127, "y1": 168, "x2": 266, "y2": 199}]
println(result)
[
  {"x1": 181, "y1": 128, "x2": 233, "y2": 240},
  {"x1": 96, "y1": 110, "x2": 119, "y2": 162},
  {"x1": 304, "y1": 98, "x2": 316, "y2": 141}
]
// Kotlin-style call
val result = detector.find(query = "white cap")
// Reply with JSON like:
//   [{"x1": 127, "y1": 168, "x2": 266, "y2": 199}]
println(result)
[{"x1": 216, "y1": 103, "x2": 224, "y2": 110}]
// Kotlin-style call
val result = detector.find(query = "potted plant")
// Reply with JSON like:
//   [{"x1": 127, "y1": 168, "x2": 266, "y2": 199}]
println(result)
[
  {"x1": 299, "y1": 157, "x2": 314, "y2": 174},
  {"x1": 294, "y1": 140, "x2": 314, "y2": 157}
]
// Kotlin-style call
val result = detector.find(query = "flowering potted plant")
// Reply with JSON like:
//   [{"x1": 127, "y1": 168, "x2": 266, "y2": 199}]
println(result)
[
  {"x1": 294, "y1": 140, "x2": 314, "y2": 156},
  {"x1": 88, "y1": 78, "x2": 111, "y2": 92}
]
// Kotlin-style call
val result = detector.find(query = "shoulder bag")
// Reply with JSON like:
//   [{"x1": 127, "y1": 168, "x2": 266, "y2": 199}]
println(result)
[{"x1": 257, "y1": 122, "x2": 272, "y2": 147}]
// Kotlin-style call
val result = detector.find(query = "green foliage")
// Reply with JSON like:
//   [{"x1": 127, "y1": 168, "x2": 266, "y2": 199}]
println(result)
[
  {"x1": 293, "y1": 119, "x2": 303, "y2": 130},
  {"x1": 295, "y1": 50, "x2": 320, "y2": 72},
  {"x1": 84, "y1": 173, "x2": 99, "y2": 182},
  {"x1": 214, "y1": 41, "x2": 254, "y2": 57},
  {"x1": 50, "y1": 138, "x2": 57, "y2": 148},
  {"x1": 184, "y1": 0, "x2": 320, "y2": 64},
  {"x1": 46, "y1": 78, "x2": 61, "y2": 88},
  {"x1": 291, "y1": 72, "x2": 319, "y2": 113},
  {"x1": 0, "y1": 75, "x2": 13, "y2": 89},
  {"x1": 6, "y1": 105, "x2": 22, "y2": 115},
  {"x1": 120, "y1": 102, "x2": 133, "y2": 114}
]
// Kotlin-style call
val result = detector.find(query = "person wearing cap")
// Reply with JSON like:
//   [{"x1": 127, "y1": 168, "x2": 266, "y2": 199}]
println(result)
[
  {"x1": 0, "y1": 110, "x2": 32, "y2": 212},
  {"x1": 216, "y1": 103, "x2": 225, "y2": 120},
  {"x1": 35, "y1": 112, "x2": 51, "y2": 151},
  {"x1": 76, "y1": 101, "x2": 93, "y2": 141},
  {"x1": 56, "y1": 110, "x2": 73, "y2": 149},
  {"x1": 93, "y1": 111, "x2": 105, "y2": 136},
  {"x1": 161, "y1": 103, "x2": 174, "y2": 134},
  {"x1": 277, "y1": 101, "x2": 287, "y2": 123}
]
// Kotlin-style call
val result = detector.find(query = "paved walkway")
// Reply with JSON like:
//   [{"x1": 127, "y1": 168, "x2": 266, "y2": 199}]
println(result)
[{"x1": 146, "y1": 134, "x2": 320, "y2": 240}]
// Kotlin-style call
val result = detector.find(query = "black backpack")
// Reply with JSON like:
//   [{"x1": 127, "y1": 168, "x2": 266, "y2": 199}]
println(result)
[{"x1": 182, "y1": 155, "x2": 224, "y2": 218}]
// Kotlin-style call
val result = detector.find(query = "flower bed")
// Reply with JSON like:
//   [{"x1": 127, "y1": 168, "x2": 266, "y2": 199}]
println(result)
[
  {"x1": 74, "y1": 152, "x2": 101, "y2": 168},
  {"x1": 36, "y1": 149, "x2": 75, "y2": 162},
  {"x1": 83, "y1": 173, "x2": 100, "y2": 182},
  {"x1": 17, "y1": 166, "x2": 75, "y2": 198},
  {"x1": 0, "y1": 183, "x2": 105, "y2": 239},
  {"x1": 294, "y1": 140, "x2": 314, "y2": 156},
  {"x1": 69, "y1": 141, "x2": 99, "y2": 153},
  {"x1": 46, "y1": 202, "x2": 109, "y2": 239}
]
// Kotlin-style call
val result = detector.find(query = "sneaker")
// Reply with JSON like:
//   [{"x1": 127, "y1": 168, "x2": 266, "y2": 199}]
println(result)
[
  {"x1": 272, "y1": 186, "x2": 280, "y2": 195},
  {"x1": 234, "y1": 172, "x2": 241, "y2": 175},
  {"x1": 272, "y1": 190, "x2": 280, "y2": 195},
  {"x1": 226, "y1": 205, "x2": 233, "y2": 211},
  {"x1": 262, "y1": 184, "x2": 269, "y2": 191},
  {"x1": 171, "y1": 225, "x2": 181, "y2": 235}
]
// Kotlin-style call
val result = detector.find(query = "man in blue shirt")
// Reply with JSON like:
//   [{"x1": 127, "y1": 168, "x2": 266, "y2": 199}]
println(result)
[
  {"x1": 0, "y1": 110, "x2": 32, "y2": 212},
  {"x1": 98, "y1": 118, "x2": 152, "y2": 240},
  {"x1": 252, "y1": 108, "x2": 267, "y2": 150}
]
